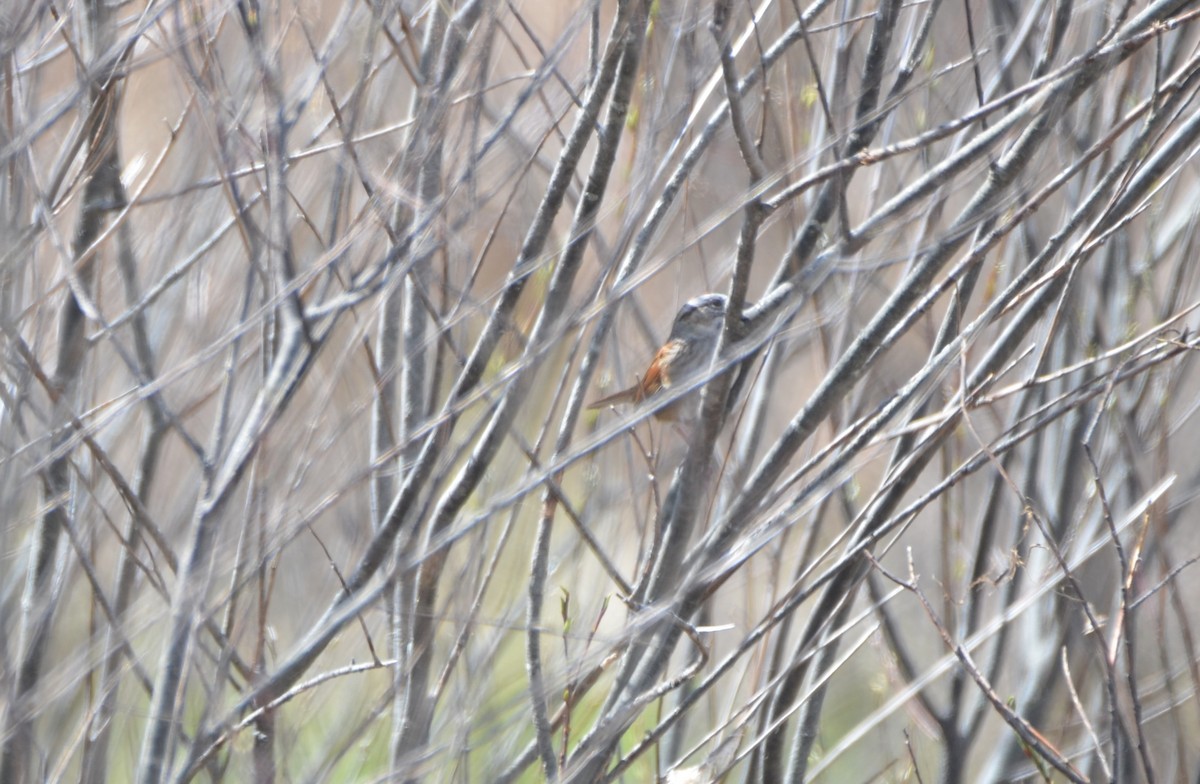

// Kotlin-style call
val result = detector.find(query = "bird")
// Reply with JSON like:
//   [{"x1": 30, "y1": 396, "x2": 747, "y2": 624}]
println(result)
[{"x1": 589, "y1": 293, "x2": 740, "y2": 421}]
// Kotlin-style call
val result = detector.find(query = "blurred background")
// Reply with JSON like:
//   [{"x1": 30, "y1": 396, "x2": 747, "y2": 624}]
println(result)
[{"x1": 2, "y1": 0, "x2": 1200, "y2": 781}]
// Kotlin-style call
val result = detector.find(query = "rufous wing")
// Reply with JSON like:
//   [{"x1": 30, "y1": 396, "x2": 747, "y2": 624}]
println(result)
[
  {"x1": 639, "y1": 341, "x2": 675, "y2": 395},
  {"x1": 589, "y1": 340, "x2": 679, "y2": 410}
]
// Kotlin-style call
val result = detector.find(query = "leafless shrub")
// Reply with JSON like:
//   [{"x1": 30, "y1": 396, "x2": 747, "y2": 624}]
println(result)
[{"x1": 3, "y1": 1, "x2": 1200, "y2": 782}]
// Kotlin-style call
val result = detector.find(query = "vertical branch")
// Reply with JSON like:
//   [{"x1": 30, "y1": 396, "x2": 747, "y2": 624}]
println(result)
[
  {"x1": 776, "y1": 0, "x2": 902, "y2": 282},
  {"x1": 79, "y1": 115, "x2": 172, "y2": 784},
  {"x1": 135, "y1": 5, "x2": 316, "y2": 781},
  {"x1": 559, "y1": 3, "x2": 769, "y2": 779},
  {"x1": 388, "y1": 1, "x2": 480, "y2": 776},
  {"x1": 1, "y1": 1, "x2": 122, "y2": 779},
  {"x1": 410, "y1": 2, "x2": 646, "y2": 774},
  {"x1": 381, "y1": 3, "x2": 448, "y2": 775}
]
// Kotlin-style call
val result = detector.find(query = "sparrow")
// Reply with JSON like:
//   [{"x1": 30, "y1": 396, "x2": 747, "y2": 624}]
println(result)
[{"x1": 589, "y1": 293, "x2": 741, "y2": 421}]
